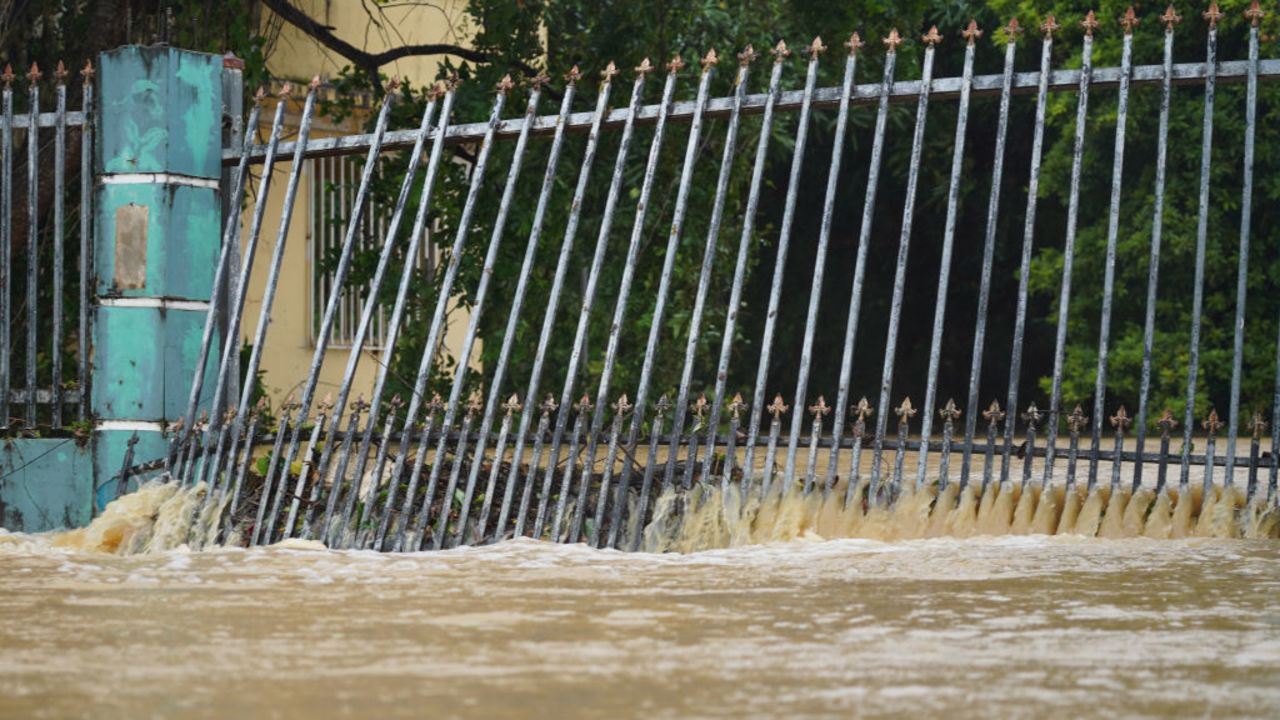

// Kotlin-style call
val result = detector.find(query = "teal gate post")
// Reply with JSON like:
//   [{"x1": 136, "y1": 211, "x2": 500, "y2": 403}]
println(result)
[{"x1": 91, "y1": 45, "x2": 226, "y2": 508}]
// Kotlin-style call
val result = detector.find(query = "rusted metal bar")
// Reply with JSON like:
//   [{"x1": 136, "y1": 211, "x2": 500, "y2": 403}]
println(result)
[
  {"x1": 960, "y1": 24, "x2": 1018, "y2": 490},
  {"x1": 277, "y1": 93, "x2": 397, "y2": 536},
  {"x1": 51, "y1": 65, "x2": 66, "y2": 427},
  {"x1": 229, "y1": 58, "x2": 1280, "y2": 164},
  {"x1": 721, "y1": 393, "x2": 746, "y2": 493},
  {"x1": 310, "y1": 87, "x2": 444, "y2": 539},
  {"x1": 917, "y1": 24, "x2": 976, "y2": 492},
  {"x1": 510, "y1": 66, "x2": 613, "y2": 543},
  {"x1": 782, "y1": 37, "x2": 854, "y2": 494},
  {"x1": 703, "y1": 47, "x2": 779, "y2": 497},
  {"x1": 1134, "y1": 8, "x2": 1179, "y2": 491},
  {"x1": 481, "y1": 79, "x2": 578, "y2": 540},
  {"x1": 743, "y1": 45, "x2": 819, "y2": 475},
  {"x1": 1087, "y1": 10, "x2": 1135, "y2": 489},
  {"x1": 890, "y1": 398, "x2": 915, "y2": 497},
  {"x1": 541, "y1": 62, "x2": 646, "y2": 545},
  {"x1": 1181, "y1": 7, "x2": 1219, "y2": 492},
  {"x1": 1202, "y1": 409, "x2": 1222, "y2": 496},
  {"x1": 1224, "y1": 6, "x2": 1263, "y2": 489},
  {"x1": 869, "y1": 29, "x2": 933, "y2": 503},
  {"x1": 25, "y1": 65, "x2": 40, "y2": 426}
]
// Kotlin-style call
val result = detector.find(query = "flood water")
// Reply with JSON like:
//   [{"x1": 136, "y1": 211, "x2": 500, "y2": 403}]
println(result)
[{"x1": 2, "y1": 484, "x2": 1279, "y2": 718}]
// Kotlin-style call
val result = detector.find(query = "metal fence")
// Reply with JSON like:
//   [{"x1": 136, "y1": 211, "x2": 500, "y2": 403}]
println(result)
[
  {"x1": 0, "y1": 62, "x2": 94, "y2": 430},
  {"x1": 154, "y1": 4, "x2": 1279, "y2": 551}
]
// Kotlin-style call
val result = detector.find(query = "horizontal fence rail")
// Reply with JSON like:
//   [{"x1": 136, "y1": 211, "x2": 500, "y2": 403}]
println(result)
[
  {"x1": 133, "y1": 4, "x2": 1280, "y2": 551},
  {"x1": 0, "y1": 62, "x2": 94, "y2": 431}
]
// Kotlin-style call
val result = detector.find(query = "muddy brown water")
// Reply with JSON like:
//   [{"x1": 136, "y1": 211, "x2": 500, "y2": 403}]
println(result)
[{"x1": 1, "y1": 481, "x2": 1278, "y2": 719}]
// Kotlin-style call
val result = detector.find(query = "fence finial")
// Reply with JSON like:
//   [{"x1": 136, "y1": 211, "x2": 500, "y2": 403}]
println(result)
[
  {"x1": 1249, "y1": 411, "x2": 1267, "y2": 437},
  {"x1": 601, "y1": 61, "x2": 619, "y2": 82},
  {"x1": 854, "y1": 396, "x2": 874, "y2": 421},
  {"x1": 962, "y1": 20, "x2": 982, "y2": 46},
  {"x1": 614, "y1": 393, "x2": 633, "y2": 415},
  {"x1": 427, "y1": 82, "x2": 445, "y2": 101},
  {"x1": 728, "y1": 393, "x2": 747, "y2": 420},
  {"x1": 494, "y1": 74, "x2": 515, "y2": 95},
  {"x1": 1156, "y1": 408, "x2": 1177, "y2": 431},
  {"x1": 770, "y1": 40, "x2": 790, "y2": 63},
  {"x1": 426, "y1": 392, "x2": 444, "y2": 413},
  {"x1": 635, "y1": 57, "x2": 654, "y2": 76},
  {"x1": 278, "y1": 81, "x2": 293, "y2": 99},
  {"x1": 1004, "y1": 18, "x2": 1023, "y2": 42},
  {"x1": 444, "y1": 72, "x2": 461, "y2": 91},
  {"x1": 2, "y1": 65, "x2": 14, "y2": 89},
  {"x1": 27, "y1": 62, "x2": 41, "y2": 85},
  {"x1": 896, "y1": 397, "x2": 917, "y2": 423},
  {"x1": 1081, "y1": 10, "x2": 1100, "y2": 37},
  {"x1": 1023, "y1": 402, "x2": 1042, "y2": 426},
  {"x1": 564, "y1": 65, "x2": 583, "y2": 84},
  {"x1": 541, "y1": 393, "x2": 558, "y2": 414},
  {"x1": 1202, "y1": 408, "x2": 1223, "y2": 435},
  {"x1": 883, "y1": 28, "x2": 903, "y2": 53},
  {"x1": 384, "y1": 76, "x2": 401, "y2": 96},
  {"x1": 922, "y1": 26, "x2": 943, "y2": 46},
  {"x1": 941, "y1": 398, "x2": 962, "y2": 422},
  {"x1": 843, "y1": 33, "x2": 865, "y2": 55},
  {"x1": 1040, "y1": 15, "x2": 1060, "y2": 37},
  {"x1": 1204, "y1": 3, "x2": 1223, "y2": 29},
  {"x1": 1110, "y1": 405, "x2": 1131, "y2": 430},
  {"x1": 54, "y1": 61, "x2": 68, "y2": 84},
  {"x1": 656, "y1": 394, "x2": 673, "y2": 414},
  {"x1": 738, "y1": 45, "x2": 758, "y2": 66},
  {"x1": 1068, "y1": 404, "x2": 1088, "y2": 433},
  {"x1": 575, "y1": 392, "x2": 594, "y2": 414},
  {"x1": 767, "y1": 394, "x2": 789, "y2": 418},
  {"x1": 666, "y1": 54, "x2": 685, "y2": 74},
  {"x1": 529, "y1": 71, "x2": 551, "y2": 89},
  {"x1": 1120, "y1": 7, "x2": 1140, "y2": 34},
  {"x1": 1246, "y1": 0, "x2": 1266, "y2": 27},
  {"x1": 502, "y1": 393, "x2": 522, "y2": 414},
  {"x1": 691, "y1": 393, "x2": 708, "y2": 419},
  {"x1": 809, "y1": 396, "x2": 831, "y2": 417},
  {"x1": 308, "y1": 75, "x2": 322, "y2": 93},
  {"x1": 700, "y1": 48, "x2": 720, "y2": 72},
  {"x1": 1161, "y1": 5, "x2": 1183, "y2": 29},
  {"x1": 806, "y1": 36, "x2": 826, "y2": 57},
  {"x1": 983, "y1": 399, "x2": 1005, "y2": 424}
]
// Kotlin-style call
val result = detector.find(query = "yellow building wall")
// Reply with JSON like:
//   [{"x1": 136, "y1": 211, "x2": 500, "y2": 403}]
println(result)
[{"x1": 237, "y1": 0, "x2": 476, "y2": 410}]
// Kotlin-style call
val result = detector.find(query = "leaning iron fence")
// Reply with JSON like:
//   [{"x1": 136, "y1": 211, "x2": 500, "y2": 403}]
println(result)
[{"x1": 135, "y1": 3, "x2": 1280, "y2": 551}]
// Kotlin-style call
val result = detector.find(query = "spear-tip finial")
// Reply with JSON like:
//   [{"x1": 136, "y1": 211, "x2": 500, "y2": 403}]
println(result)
[
  {"x1": 308, "y1": 75, "x2": 322, "y2": 93},
  {"x1": 426, "y1": 82, "x2": 444, "y2": 101},
  {"x1": 941, "y1": 398, "x2": 962, "y2": 422},
  {"x1": 565, "y1": 64, "x2": 583, "y2": 84},
  {"x1": 729, "y1": 392, "x2": 747, "y2": 418},
  {"x1": 1004, "y1": 17, "x2": 1024, "y2": 41},
  {"x1": 883, "y1": 28, "x2": 903, "y2": 52},
  {"x1": 1081, "y1": 10, "x2": 1100, "y2": 36},
  {"x1": 1023, "y1": 402, "x2": 1042, "y2": 425},
  {"x1": 1203, "y1": 408, "x2": 1223, "y2": 434},
  {"x1": 1246, "y1": 0, "x2": 1266, "y2": 27},
  {"x1": 962, "y1": 20, "x2": 983, "y2": 46},
  {"x1": 614, "y1": 393, "x2": 633, "y2": 414},
  {"x1": 54, "y1": 61, "x2": 68, "y2": 83},
  {"x1": 809, "y1": 396, "x2": 831, "y2": 417},
  {"x1": 494, "y1": 73, "x2": 515, "y2": 95},
  {"x1": 1120, "y1": 6, "x2": 1140, "y2": 34},
  {"x1": 1161, "y1": 5, "x2": 1183, "y2": 29},
  {"x1": 27, "y1": 62, "x2": 41, "y2": 85},
  {"x1": 854, "y1": 396, "x2": 874, "y2": 420},
  {"x1": 445, "y1": 72, "x2": 461, "y2": 91},
  {"x1": 278, "y1": 81, "x2": 293, "y2": 99},
  {"x1": 1067, "y1": 404, "x2": 1088, "y2": 432},
  {"x1": 700, "y1": 48, "x2": 719, "y2": 71},
  {"x1": 2, "y1": 65, "x2": 14, "y2": 88},
  {"x1": 806, "y1": 36, "x2": 826, "y2": 57},
  {"x1": 1041, "y1": 15, "x2": 1060, "y2": 37},
  {"x1": 384, "y1": 76, "x2": 401, "y2": 96},
  {"x1": 1204, "y1": 3, "x2": 1223, "y2": 29},
  {"x1": 896, "y1": 397, "x2": 917, "y2": 421},
  {"x1": 320, "y1": 391, "x2": 335, "y2": 410},
  {"x1": 768, "y1": 394, "x2": 789, "y2": 418},
  {"x1": 575, "y1": 392, "x2": 593, "y2": 413},
  {"x1": 501, "y1": 393, "x2": 521, "y2": 415},
  {"x1": 656, "y1": 394, "x2": 673, "y2": 413},
  {"x1": 1110, "y1": 405, "x2": 1131, "y2": 430},
  {"x1": 666, "y1": 54, "x2": 685, "y2": 74},
  {"x1": 635, "y1": 57, "x2": 654, "y2": 76},
  {"x1": 601, "y1": 61, "x2": 619, "y2": 82},
  {"x1": 691, "y1": 393, "x2": 708, "y2": 417},
  {"x1": 252, "y1": 86, "x2": 267, "y2": 104},
  {"x1": 771, "y1": 40, "x2": 791, "y2": 62},
  {"x1": 427, "y1": 392, "x2": 444, "y2": 411},
  {"x1": 80, "y1": 60, "x2": 94, "y2": 85},
  {"x1": 1157, "y1": 408, "x2": 1178, "y2": 430},
  {"x1": 529, "y1": 71, "x2": 551, "y2": 89},
  {"x1": 1249, "y1": 410, "x2": 1267, "y2": 436},
  {"x1": 540, "y1": 393, "x2": 558, "y2": 413},
  {"x1": 983, "y1": 399, "x2": 1005, "y2": 423},
  {"x1": 738, "y1": 45, "x2": 758, "y2": 66},
  {"x1": 389, "y1": 394, "x2": 404, "y2": 409},
  {"x1": 922, "y1": 26, "x2": 942, "y2": 46},
  {"x1": 465, "y1": 389, "x2": 484, "y2": 414},
  {"x1": 352, "y1": 394, "x2": 370, "y2": 413},
  {"x1": 844, "y1": 32, "x2": 865, "y2": 54}
]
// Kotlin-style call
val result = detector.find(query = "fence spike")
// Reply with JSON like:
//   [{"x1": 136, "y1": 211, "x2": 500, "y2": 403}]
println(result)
[
  {"x1": 1004, "y1": 18, "x2": 1023, "y2": 41},
  {"x1": 635, "y1": 57, "x2": 654, "y2": 75},
  {"x1": 806, "y1": 37, "x2": 826, "y2": 57},
  {"x1": 771, "y1": 40, "x2": 790, "y2": 61},
  {"x1": 565, "y1": 64, "x2": 582, "y2": 84},
  {"x1": 1081, "y1": 10, "x2": 1100, "y2": 36},
  {"x1": 1203, "y1": 409, "x2": 1223, "y2": 435},
  {"x1": 666, "y1": 54, "x2": 685, "y2": 74},
  {"x1": 1040, "y1": 15, "x2": 1058, "y2": 37},
  {"x1": 54, "y1": 60, "x2": 67, "y2": 83},
  {"x1": 1161, "y1": 5, "x2": 1182, "y2": 28},
  {"x1": 495, "y1": 74, "x2": 515, "y2": 94},
  {"x1": 1120, "y1": 7, "x2": 1139, "y2": 33},
  {"x1": 738, "y1": 45, "x2": 758, "y2": 65},
  {"x1": 1204, "y1": 2, "x2": 1222, "y2": 29},
  {"x1": 1246, "y1": 0, "x2": 1265, "y2": 26},
  {"x1": 601, "y1": 61, "x2": 619, "y2": 82},
  {"x1": 962, "y1": 21, "x2": 982, "y2": 45},
  {"x1": 922, "y1": 26, "x2": 942, "y2": 45},
  {"x1": 26, "y1": 62, "x2": 40, "y2": 85},
  {"x1": 503, "y1": 393, "x2": 522, "y2": 415},
  {"x1": 2, "y1": 64, "x2": 13, "y2": 87},
  {"x1": 844, "y1": 33, "x2": 865, "y2": 54},
  {"x1": 701, "y1": 48, "x2": 720, "y2": 70},
  {"x1": 883, "y1": 28, "x2": 903, "y2": 52}
]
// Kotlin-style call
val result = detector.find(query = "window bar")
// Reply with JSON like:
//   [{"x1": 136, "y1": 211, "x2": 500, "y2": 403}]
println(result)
[
  {"x1": 702, "y1": 45, "x2": 782, "y2": 500},
  {"x1": 780, "y1": 37, "x2": 853, "y2": 496},
  {"x1": 917, "y1": 23, "x2": 978, "y2": 493},
  {"x1": 1134, "y1": 7, "x2": 1180, "y2": 491},
  {"x1": 1223, "y1": 3, "x2": 1263, "y2": 489},
  {"x1": 535, "y1": 61, "x2": 645, "y2": 545},
  {"x1": 1044, "y1": 15, "x2": 1094, "y2": 488},
  {"x1": 960, "y1": 22, "x2": 1020, "y2": 491},
  {"x1": 742, "y1": 44, "x2": 819, "y2": 476},
  {"x1": 868, "y1": 29, "x2": 934, "y2": 504},
  {"x1": 1180, "y1": 6, "x2": 1220, "y2": 492},
  {"x1": 1088, "y1": 9, "x2": 1136, "y2": 489},
  {"x1": 310, "y1": 87, "x2": 443, "y2": 541}
]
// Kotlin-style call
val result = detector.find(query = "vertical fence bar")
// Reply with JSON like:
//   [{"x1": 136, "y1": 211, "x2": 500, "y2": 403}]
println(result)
[
  {"x1": 960, "y1": 22, "x2": 1020, "y2": 490},
  {"x1": 702, "y1": 46, "x2": 779, "y2": 500},
  {"x1": 77, "y1": 63, "x2": 93, "y2": 421},
  {"x1": 1022, "y1": 404, "x2": 1041, "y2": 487},
  {"x1": 743, "y1": 45, "x2": 818, "y2": 475},
  {"x1": 981, "y1": 401, "x2": 1003, "y2": 493},
  {"x1": 1134, "y1": 8, "x2": 1180, "y2": 491},
  {"x1": 479, "y1": 76, "x2": 577, "y2": 541},
  {"x1": 25, "y1": 65, "x2": 40, "y2": 427},
  {"x1": 1043, "y1": 16, "x2": 1094, "y2": 485},
  {"x1": 588, "y1": 394, "x2": 630, "y2": 546},
  {"x1": 307, "y1": 87, "x2": 442, "y2": 539},
  {"x1": 1155, "y1": 409, "x2": 1176, "y2": 493},
  {"x1": 51, "y1": 64, "x2": 66, "y2": 427},
  {"x1": 1202, "y1": 410, "x2": 1222, "y2": 496},
  {"x1": 842, "y1": 398, "x2": 872, "y2": 507},
  {"x1": 780, "y1": 37, "x2": 855, "y2": 494},
  {"x1": 250, "y1": 400, "x2": 294, "y2": 546},
  {"x1": 516, "y1": 395, "x2": 556, "y2": 538},
  {"x1": 1181, "y1": 6, "x2": 1220, "y2": 491},
  {"x1": 938, "y1": 399, "x2": 960, "y2": 488},
  {"x1": 1108, "y1": 406, "x2": 1130, "y2": 491},
  {"x1": 626, "y1": 395, "x2": 670, "y2": 549},
  {"x1": 802, "y1": 397, "x2": 829, "y2": 495},
  {"x1": 1224, "y1": 3, "x2": 1263, "y2": 489},
  {"x1": 868, "y1": 29, "x2": 934, "y2": 503},
  {"x1": 423, "y1": 391, "x2": 480, "y2": 549},
  {"x1": 540, "y1": 61, "x2": 646, "y2": 544},
  {"x1": 509, "y1": 66, "x2": 612, "y2": 544},
  {"x1": 760, "y1": 395, "x2": 788, "y2": 496},
  {"x1": 1, "y1": 67, "x2": 12, "y2": 428},
  {"x1": 1246, "y1": 412, "x2": 1264, "y2": 502},
  {"x1": 1065, "y1": 405, "x2": 1086, "y2": 492},
  {"x1": 891, "y1": 398, "x2": 915, "y2": 492},
  {"x1": 471, "y1": 393, "x2": 519, "y2": 544},
  {"x1": 1087, "y1": 10, "x2": 1136, "y2": 488},
  {"x1": 917, "y1": 23, "x2": 977, "y2": 492}
]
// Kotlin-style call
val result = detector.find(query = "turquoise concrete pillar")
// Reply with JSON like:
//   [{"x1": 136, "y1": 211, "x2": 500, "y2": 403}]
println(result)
[{"x1": 92, "y1": 46, "x2": 225, "y2": 508}]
